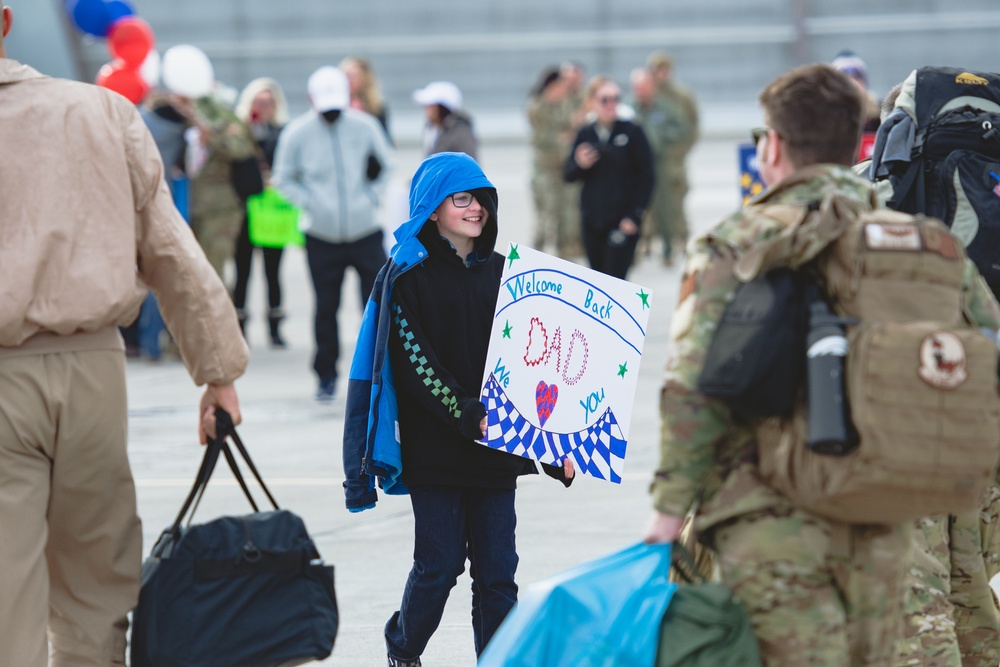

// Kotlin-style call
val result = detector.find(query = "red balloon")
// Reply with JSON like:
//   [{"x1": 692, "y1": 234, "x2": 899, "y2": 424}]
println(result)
[
  {"x1": 107, "y1": 17, "x2": 154, "y2": 68},
  {"x1": 96, "y1": 60, "x2": 149, "y2": 104}
]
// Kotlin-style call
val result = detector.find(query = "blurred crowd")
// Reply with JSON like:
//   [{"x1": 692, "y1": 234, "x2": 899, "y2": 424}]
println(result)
[
  {"x1": 125, "y1": 45, "x2": 891, "y2": 401},
  {"x1": 123, "y1": 47, "x2": 706, "y2": 394},
  {"x1": 528, "y1": 53, "x2": 699, "y2": 278}
]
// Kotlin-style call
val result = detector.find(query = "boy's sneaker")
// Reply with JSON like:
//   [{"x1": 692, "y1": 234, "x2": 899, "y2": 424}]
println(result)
[
  {"x1": 315, "y1": 378, "x2": 335, "y2": 402},
  {"x1": 387, "y1": 653, "x2": 421, "y2": 667}
]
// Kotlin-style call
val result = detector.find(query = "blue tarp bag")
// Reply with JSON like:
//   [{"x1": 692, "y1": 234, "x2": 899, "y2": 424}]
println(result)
[
  {"x1": 479, "y1": 542, "x2": 676, "y2": 667},
  {"x1": 130, "y1": 412, "x2": 338, "y2": 667}
]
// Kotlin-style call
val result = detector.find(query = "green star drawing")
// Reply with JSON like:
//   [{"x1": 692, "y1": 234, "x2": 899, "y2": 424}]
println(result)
[
  {"x1": 507, "y1": 244, "x2": 521, "y2": 269},
  {"x1": 636, "y1": 289, "x2": 650, "y2": 310},
  {"x1": 618, "y1": 362, "x2": 628, "y2": 378},
  {"x1": 502, "y1": 320, "x2": 513, "y2": 339}
]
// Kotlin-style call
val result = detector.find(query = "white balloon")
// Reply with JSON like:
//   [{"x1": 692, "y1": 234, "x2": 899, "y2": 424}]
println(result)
[
  {"x1": 139, "y1": 50, "x2": 161, "y2": 88},
  {"x1": 161, "y1": 45, "x2": 214, "y2": 99}
]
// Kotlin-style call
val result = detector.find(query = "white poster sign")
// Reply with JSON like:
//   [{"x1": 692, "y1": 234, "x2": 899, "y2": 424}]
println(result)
[{"x1": 478, "y1": 244, "x2": 652, "y2": 483}]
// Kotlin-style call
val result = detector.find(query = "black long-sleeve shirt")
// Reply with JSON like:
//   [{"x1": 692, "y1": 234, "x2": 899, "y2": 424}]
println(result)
[{"x1": 564, "y1": 119, "x2": 655, "y2": 232}]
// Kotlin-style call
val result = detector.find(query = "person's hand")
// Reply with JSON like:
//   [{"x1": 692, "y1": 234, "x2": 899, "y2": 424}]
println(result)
[
  {"x1": 563, "y1": 457, "x2": 575, "y2": 479},
  {"x1": 642, "y1": 511, "x2": 685, "y2": 544},
  {"x1": 574, "y1": 142, "x2": 601, "y2": 169},
  {"x1": 619, "y1": 217, "x2": 639, "y2": 235},
  {"x1": 480, "y1": 416, "x2": 487, "y2": 438},
  {"x1": 198, "y1": 383, "x2": 241, "y2": 445}
]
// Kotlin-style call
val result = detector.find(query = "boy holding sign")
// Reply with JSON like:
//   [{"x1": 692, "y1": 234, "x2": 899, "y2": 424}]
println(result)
[{"x1": 343, "y1": 152, "x2": 572, "y2": 667}]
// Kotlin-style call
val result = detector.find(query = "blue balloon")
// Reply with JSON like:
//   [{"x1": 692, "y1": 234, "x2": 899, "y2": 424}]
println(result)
[
  {"x1": 106, "y1": 0, "x2": 135, "y2": 23},
  {"x1": 68, "y1": 0, "x2": 113, "y2": 37}
]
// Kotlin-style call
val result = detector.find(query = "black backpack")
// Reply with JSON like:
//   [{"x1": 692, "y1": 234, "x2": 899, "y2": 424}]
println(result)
[{"x1": 870, "y1": 66, "x2": 1000, "y2": 295}]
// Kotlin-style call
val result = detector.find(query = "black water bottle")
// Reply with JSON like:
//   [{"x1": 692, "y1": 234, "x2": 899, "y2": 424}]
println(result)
[{"x1": 805, "y1": 297, "x2": 855, "y2": 455}]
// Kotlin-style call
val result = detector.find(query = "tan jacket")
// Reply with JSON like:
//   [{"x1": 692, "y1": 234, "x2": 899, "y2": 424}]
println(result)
[{"x1": 0, "y1": 60, "x2": 248, "y2": 386}]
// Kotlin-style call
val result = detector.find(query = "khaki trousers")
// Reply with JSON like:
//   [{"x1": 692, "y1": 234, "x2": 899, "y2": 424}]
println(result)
[{"x1": 0, "y1": 347, "x2": 141, "y2": 667}]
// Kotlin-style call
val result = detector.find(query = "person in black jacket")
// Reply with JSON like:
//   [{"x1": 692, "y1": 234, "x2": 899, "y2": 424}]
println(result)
[
  {"x1": 232, "y1": 78, "x2": 289, "y2": 347},
  {"x1": 383, "y1": 153, "x2": 573, "y2": 667},
  {"x1": 564, "y1": 75, "x2": 655, "y2": 279}
]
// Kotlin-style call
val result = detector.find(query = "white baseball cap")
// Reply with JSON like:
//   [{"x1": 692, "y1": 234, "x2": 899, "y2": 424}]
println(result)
[
  {"x1": 412, "y1": 81, "x2": 463, "y2": 111},
  {"x1": 308, "y1": 66, "x2": 350, "y2": 112}
]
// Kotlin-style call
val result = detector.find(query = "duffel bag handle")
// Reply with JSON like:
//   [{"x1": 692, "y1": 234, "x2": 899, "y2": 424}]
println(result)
[
  {"x1": 166, "y1": 410, "x2": 281, "y2": 538},
  {"x1": 215, "y1": 410, "x2": 280, "y2": 513}
]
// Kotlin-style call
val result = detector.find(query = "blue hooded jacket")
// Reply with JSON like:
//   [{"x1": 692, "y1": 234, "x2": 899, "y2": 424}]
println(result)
[{"x1": 342, "y1": 152, "x2": 496, "y2": 511}]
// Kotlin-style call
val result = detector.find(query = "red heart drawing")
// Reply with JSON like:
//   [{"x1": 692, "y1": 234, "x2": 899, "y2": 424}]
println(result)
[{"x1": 535, "y1": 381, "x2": 559, "y2": 427}]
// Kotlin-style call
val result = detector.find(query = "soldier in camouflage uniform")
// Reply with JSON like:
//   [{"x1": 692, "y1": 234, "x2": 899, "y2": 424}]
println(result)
[
  {"x1": 628, "y1": 67, "x2": 674, "y2": 260},
  {"x1": 895, "y1": 437, "x2": 1000, "y2": 667},
  {"x1": 870, "y1": 76, "x2": 1000, "y2": 667},
  {"x1": 527, "y1": 67, "x2": 578, "y2": 259},
  {"x1": 188, "y1": 92, "x2": 258, "y2": 279},
  {"x1": 559, "y1": 62, "x2": 587, "y2": 259},
  {"x1": 952, "y1": 484, "x2": 1000, "y2": 665},
  {"x1": 643, "y1": 65, "x2": 915, "y2": 666},
  {"x1": 646, "y1": 52, "x2": 699, "y2": 264}
]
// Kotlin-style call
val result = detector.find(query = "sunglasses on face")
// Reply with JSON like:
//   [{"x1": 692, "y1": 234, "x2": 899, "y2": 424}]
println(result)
[
  {"x1": 751, "y1": 127, "x2": 769, "y2": 147},
  {"x1": 599, "y1": 95, "x2": 621, "y2": 105},
  {"x1": 752, "y1": 126, "x2": 783, "y2": 148},
  {"x1": 450, "y1": 192, "x2": 475, "y2": 208}
]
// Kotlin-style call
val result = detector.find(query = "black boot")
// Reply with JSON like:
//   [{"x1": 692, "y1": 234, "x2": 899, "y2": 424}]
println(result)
[{"x1": 268, "y1": 310, "x2": 286, "y2": 349}]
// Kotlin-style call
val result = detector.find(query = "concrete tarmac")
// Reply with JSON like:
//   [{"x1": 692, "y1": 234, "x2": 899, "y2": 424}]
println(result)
[{"x1": 125, "y1": 136, "x2": 742, "y2": 666}]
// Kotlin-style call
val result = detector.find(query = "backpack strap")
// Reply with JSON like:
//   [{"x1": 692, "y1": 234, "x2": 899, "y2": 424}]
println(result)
[{"x1": 886, "y1": 159, "x2": 923, "y2": 212}]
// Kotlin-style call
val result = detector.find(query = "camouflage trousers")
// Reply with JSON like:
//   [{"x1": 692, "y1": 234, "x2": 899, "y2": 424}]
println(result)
[
  {"x1": 531, "y1": 163, "x2": 582, "y2": 259},
  {"x1": 192, "y1": 210, "x2": 243, "y2": 281},
  {"x1": 708, "y1": 507, "x2": 911, "y2": 667},
  {"x1": 895, "y1": 484, "x2": 1000, "y2": 667}
]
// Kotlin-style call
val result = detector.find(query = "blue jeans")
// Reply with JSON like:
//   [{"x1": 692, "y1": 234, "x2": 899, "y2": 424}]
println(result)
[{"x1": 385, "y1": 486, "x2": 519, "y2": 659}]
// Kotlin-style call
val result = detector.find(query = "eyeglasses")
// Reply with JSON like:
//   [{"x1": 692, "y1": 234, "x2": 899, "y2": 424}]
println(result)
[
  {"x1": 599, "y1": 95, "x2": 621, "y2": 105},
  {"x1": 450, "y1": 192, "x2": 475, "y2": 208}
]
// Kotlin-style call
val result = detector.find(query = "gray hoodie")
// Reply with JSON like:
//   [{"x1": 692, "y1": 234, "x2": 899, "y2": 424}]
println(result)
[{"x1": 271, "y1": 108, "x2": 393, "y2": 243}]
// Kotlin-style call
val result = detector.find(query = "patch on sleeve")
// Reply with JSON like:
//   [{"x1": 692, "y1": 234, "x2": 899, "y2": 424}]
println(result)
[
  {"x1": 864, "y1": 223, "x2": 921, "y2": 251},
  {"x1": 670, "y1": 292, "x2": 696, "y2": 340},
  {"x1": 678, "y1": 272, "x2": 697, "y2": 305}
]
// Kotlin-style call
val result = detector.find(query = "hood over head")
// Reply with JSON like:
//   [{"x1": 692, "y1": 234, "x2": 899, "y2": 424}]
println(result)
[{"x1": 392, "y1": 152, "x2": 498, "y2": 264}]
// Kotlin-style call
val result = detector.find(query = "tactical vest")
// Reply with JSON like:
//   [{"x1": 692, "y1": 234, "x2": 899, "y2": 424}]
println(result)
[{"x1": 749, "y1": 195, "x2": 1000, "y2": 524}]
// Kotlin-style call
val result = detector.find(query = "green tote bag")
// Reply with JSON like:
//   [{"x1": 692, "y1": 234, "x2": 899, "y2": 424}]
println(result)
[{"x1": 246, "y1": 187, "x2": 304, "y2": 248}]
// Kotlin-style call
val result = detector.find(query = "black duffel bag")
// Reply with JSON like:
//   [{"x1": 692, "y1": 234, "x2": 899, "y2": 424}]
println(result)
[{"x1": 131, "y1": 411, "x2": 338, "y2": 667}]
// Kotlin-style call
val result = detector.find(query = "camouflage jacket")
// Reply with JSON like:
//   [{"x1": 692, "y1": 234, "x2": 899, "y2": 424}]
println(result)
[
  {"x1": 656, "y1": 80, "x2": 699, "y2": 162},
  {"x1": 628, "y1": 96, "x2": 674, "y2": 160},
  {"x1": 189, "y1": 95, "x2": 258, "y2": 219},
  {"x1": 651, "y1": 164, "x2": 1000, "y2": 531},
  {"x1": 528, "y1": 96, "x2": 574, "y2": 169}
]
